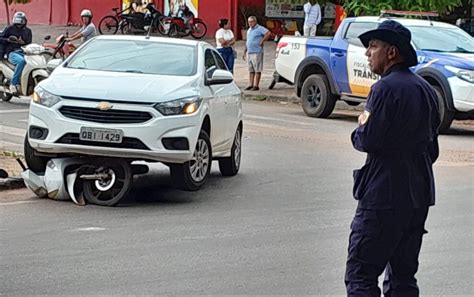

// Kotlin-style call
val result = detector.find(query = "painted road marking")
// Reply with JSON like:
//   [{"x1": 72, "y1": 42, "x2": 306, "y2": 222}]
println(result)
[
  {"x1": 0, "y1": 109, "x2": 29, "y2": 114},
  {"x1": 71, "y1": 227, "x2": 108, "y2": 232},
  {"x1": 0, "y1": 200, "x2": 41, "y2": 206},
  {"x1": 0, "y1": 125, "x2": 26, "y2": 137}
]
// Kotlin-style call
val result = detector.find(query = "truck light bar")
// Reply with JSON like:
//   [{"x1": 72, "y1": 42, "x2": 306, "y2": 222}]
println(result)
[{"x1": 380, "y1": 10, "x2": 439, "y2": 17}]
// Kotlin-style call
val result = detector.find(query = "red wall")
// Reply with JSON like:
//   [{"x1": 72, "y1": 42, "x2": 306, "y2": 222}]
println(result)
[
  {"x1": 0, "y1": 0, "x2": 120, "y2": 26},
  {"x1": 0, "y1": 0, "x2": 266, "y2": 38}
]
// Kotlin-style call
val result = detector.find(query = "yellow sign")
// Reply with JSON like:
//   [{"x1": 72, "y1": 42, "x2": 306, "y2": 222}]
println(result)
[{"x1": 164, "y1": 0, "x2": 199, "y2": 17}]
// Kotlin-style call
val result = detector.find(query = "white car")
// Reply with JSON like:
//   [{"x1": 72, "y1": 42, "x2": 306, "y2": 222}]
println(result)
[{"x1": 25, "y1": 35, "x2": 242, "y2": 196}]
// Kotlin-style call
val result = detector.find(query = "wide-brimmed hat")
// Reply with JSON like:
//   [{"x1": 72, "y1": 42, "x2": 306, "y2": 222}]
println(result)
[{"x1": 359, "y1": 20, "x2": 418, "y2": 67}]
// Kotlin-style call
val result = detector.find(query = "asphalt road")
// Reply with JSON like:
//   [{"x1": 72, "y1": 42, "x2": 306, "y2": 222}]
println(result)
[{"x1": 1, "y1": 100, "x2": 473, "y2": 295}]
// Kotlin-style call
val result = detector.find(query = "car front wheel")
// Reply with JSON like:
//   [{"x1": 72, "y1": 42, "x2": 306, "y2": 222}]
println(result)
[
  {"x1": 170, "y1": 130, "x2": 212, "y2": 191},
  {"x1": 218, "y1": 127, "x2": 242, "y2": 176}
]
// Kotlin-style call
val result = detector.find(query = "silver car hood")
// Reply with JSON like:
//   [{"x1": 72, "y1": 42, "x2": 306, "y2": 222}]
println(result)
[{"x1": 41, "y1": 68, "x2": 201, "y2": 103}]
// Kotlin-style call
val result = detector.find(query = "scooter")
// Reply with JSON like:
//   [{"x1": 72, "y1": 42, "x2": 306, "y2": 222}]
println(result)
[
  {"x1": 41, "y1": 33, "x2": 76, "y2": 61},
  {"x1": 0, "y1": 36, "x2": 49, "y2": 102}
]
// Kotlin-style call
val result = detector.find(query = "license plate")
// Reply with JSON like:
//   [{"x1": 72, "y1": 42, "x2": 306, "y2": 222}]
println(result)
[{"x1": 79, "y1": 127, "x2": 123, "y2": 143}]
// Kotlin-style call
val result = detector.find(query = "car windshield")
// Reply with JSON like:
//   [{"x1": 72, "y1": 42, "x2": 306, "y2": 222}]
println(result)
[
  {"x1": 409, "y1": 26, "x2": 474, "y2": 53},
  {"x1": 66, "y1": 39, "x2": 197, "y2": 76}
]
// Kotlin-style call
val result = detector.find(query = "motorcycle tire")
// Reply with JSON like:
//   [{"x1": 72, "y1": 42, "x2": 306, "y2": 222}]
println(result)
[
  {"x1": 168, "y1": 23, "x2": 179, "y2": 38},
  {"x1": 190, "y1": 20, "x2": 207, "y2": 39}
]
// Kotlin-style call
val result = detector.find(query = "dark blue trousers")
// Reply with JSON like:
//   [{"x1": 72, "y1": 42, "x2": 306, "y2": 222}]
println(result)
[
  {"x1": 345, "y1": 207, "x2": 429, "y2": 297},
  {"x1": 217, "y1": 47, "x2": 234, "y2": 73}
]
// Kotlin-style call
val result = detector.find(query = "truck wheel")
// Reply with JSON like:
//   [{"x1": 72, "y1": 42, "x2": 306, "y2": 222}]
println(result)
[
  {"x1": 24, "y1": 134, "x2": 49, "y2": 174},
  {"x1": 433, "y1": 85, "x2": 454, "y2": 133},
  {"x1": 301, "y1": 74, "x2": 336, "y2": 118},
  {"x1": 170, "y1": 130, "x2": 212, "y2": 191}
]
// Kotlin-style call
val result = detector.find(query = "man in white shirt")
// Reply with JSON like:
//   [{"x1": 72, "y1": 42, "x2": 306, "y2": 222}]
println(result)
[
  {"x1": 67, "y1": 9, "x2": 97, "y2": 44},
  {"x1": 303, "y1": 0, "x2": 321, "y2": 37}
]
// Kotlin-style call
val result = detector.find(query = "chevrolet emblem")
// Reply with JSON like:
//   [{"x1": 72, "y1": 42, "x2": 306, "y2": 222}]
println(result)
[{"x1": 97, "y1": 101, "x2": 113, "y2": 111}]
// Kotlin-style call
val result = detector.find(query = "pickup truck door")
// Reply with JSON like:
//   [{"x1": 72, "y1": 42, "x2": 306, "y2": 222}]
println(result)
[
  {"x1": 343, "y1": 21, "x2": 379, "y2": 97},
  {"x1": 330, "y1": 24, "x2": 351, "y2": 94}
]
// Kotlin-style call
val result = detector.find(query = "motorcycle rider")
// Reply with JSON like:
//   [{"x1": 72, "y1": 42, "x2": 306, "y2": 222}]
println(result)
[
  {"x1": 66, "y1": 9, "x2": 97, "y2": 44},
  {"x1": 177, "y1": 3, "x2": 194, "y2": 33},
  {"x1": 0, "y1": 12, "x2": 32, "y2": 95}
]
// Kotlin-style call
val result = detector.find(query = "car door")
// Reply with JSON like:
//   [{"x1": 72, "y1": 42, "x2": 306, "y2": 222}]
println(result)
[
  {"x1": 203, "y1": 48, "x2": 228, "y2": 153},
  {"x1": 211, "y1": 50, "x2": 240, "y2": 145}
]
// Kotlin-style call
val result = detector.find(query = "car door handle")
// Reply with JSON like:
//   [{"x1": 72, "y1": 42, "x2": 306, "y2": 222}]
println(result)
[{"x1": 332, "y1": 52, "x2": 345, "y2": 57}]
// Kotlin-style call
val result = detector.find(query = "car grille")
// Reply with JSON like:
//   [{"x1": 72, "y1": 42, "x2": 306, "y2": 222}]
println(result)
[
  {"x1": 56, "y1": 133, "x2": 150, "y2": 150},
  {"x1": 59, "y1": 106, "x2": 153, "y2": 124}
]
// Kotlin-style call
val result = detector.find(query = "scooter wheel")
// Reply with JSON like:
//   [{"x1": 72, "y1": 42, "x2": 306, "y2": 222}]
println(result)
[{"x1": 83, "y1": 159, "x2": 132, "y2": 206}]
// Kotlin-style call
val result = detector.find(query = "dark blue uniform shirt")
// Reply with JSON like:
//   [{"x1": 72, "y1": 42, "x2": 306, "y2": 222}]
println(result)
[{"x1": 351, "y1": 64, "x2": 440, "y2": 209}]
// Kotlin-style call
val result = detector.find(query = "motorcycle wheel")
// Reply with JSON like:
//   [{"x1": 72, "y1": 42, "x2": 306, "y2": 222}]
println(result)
[
  {"x1": 156, "y1": 17, "x2": 169, "y2": 35},
  {"x1": 119, "y1": 20, "x2": 131, "y2": 35},
  {"x1": 168, "y1": 23, "x2": 178, "y2": 38},
  {"x1": 99, "y1": 16, "x2": 119, "y2": 35},
  {"x1": 190, "y1": 20, "x2": 207, "y2": 39},
  {"x1": 83, "y1": 159, "x2": 132, "y2": 207},
  {"x1": 0, "y1": 73, "x2": 13, "y2": 102}
]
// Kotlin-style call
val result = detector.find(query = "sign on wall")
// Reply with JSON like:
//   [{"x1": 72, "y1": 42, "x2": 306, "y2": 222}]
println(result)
[
  {"x1": 164, "y1": 0, "x2": 199, "y2": 17},
  {"x1": 266, "y1": 0, "x2": 306, "y2": 18}
]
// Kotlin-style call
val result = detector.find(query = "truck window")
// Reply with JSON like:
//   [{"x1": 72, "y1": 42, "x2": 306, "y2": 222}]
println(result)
[{"x1": 344, "y1": 22, "x2": 378, "y2": 40}]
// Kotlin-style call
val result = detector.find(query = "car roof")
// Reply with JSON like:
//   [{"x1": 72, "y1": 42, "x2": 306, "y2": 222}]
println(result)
[
  {"x1": 352, "y1": 16, "x2": 458, "y2": 29},
  {"x1": 93, "y1": 35, "x2": 208, "y2": 47}
]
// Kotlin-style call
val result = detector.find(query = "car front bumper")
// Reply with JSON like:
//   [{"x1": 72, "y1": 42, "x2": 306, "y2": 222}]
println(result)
[{"x1": 28, "y1": 99, "x2": 206, "y2": 164}]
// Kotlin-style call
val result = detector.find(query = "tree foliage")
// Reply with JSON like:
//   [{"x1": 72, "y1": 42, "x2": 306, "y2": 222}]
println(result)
[
  {"x1": 4, "y1": 0, "x2": 32, "y2": 25},
  {"x1": 342, "y1": 0, "x2": 462, "y2": 16}
]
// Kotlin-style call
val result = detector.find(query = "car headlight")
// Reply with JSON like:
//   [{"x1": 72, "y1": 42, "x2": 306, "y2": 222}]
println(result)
[
  {"x1": 32, "y1": 87, "x2": 61, "y2": 107},
  {"x1": 445, "y1": 66, "x2": 474, "y2": 84},
  {"x1": 154, "y1": 96, "x2": 202, "y2": 116}
]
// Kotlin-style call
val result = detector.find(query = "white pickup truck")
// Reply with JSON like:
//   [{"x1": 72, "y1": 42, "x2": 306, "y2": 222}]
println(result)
[{"x1": 273, "y1": 15, "x2": 474, "y2": 132}]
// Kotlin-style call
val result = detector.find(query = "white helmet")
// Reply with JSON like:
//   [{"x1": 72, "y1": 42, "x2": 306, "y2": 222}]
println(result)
[
  {"x1": 80, "y1": 9, "x2": 93, "y2": 18},
  {"x1": 12, "y1": 11, "x2": 27, "y2": 26}
]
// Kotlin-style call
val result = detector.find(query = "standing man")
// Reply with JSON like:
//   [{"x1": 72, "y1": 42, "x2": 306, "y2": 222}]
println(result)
[
  {"x1": 243, "y1": 16, "x2": 271, "y2": 91},
  {"x1": 67, "y1": 9, "x2": 97, "y2": 44},
  {"x1": 0, "y1": 12, "x2": 32, "y2": 95},
  {"x1": 345, "y1": 20, "x2": 440, "y2": 296},
  {"x1": 303, "y1": 0, "x2": 321, "y2": 37}
]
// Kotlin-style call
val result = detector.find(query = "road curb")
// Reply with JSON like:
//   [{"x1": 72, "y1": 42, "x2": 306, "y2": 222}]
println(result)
[
  {"x1": 242, "y1": 92, "x2": 300, "y2": 103},
  {"x1": 0, "y1": 177, "x2": 25, "y2": 191}
]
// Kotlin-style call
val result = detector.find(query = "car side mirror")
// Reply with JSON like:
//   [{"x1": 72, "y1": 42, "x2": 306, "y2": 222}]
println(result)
[
  {"x1": 44, "y1": 35, "x2": 51, "y2": 41},
  {"x1": 46, "y1": 58, "x2": 62, "y2": 72},
  {"x1": 206, "y1": 69, "x2": 233, "y2": 86}
]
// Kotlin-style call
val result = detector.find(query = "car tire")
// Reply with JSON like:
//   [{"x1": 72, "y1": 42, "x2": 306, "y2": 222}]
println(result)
[
  {"x1": 433, "y1": 85, "x2": 454, "y2": 133},
  {"x1": 219, "y1": 127, "x2": 242, "y2": 176},
  {"x1": 301, "y1": 74, "x2": 336, "y2": 118},
  {"x1": 24, "y1": 134, "x2": 49, "y2": 174},
  {"x1": 170, "y1": 130, "x2": 212, "y2": 191}
]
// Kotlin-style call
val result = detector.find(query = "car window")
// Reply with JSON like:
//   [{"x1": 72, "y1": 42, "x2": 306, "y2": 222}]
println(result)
[
  {"x1": 66, "y1": 39, "x2": 197, "y2": 76},
  {"x1": 212, "y1": 51, "x2": 228, "y2": 70},
  {"x1": 408, "y1": 26, "x2": 474, "y2": 53},
  {"x1": 204, "y1": 49, "x2": 218, "y2": 78},
  {"x1": 344, "y1": 22, "x2": 378, "y2": 40}
]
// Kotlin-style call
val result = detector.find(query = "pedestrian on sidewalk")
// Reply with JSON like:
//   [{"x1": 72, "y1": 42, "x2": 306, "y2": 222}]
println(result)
[
  {"x1": 215, "y1": 18, "x2": 235, "y2": 73},
  {"x1": 243, "y1": 16, "x2": 271, "y2": 91},
  {"x1": 345, "y1": 20, "x2": 440, "y2": 296},
  {"x1": 303, "y1": 0, "x2": 321, "y2": 36}
]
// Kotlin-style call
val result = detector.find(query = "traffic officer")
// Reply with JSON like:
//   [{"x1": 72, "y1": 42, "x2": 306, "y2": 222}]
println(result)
[{"x1": 345, "y1": 20, "x2": 440, "y2": 296}]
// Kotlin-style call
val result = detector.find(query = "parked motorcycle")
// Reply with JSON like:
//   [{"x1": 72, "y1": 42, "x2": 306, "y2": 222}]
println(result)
[
  {"x1": 121, "y1": 3, "x2": 167, "y2": 35},
  {"x1": 41, "y1": 33, "x2": 76, "y2": 61},
  {"x1": 165, "y1": 15, "x2": 207, "y2": 39},
  {"x1": 0, "y1": 37, "x2": 49, "y2": 102}
]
